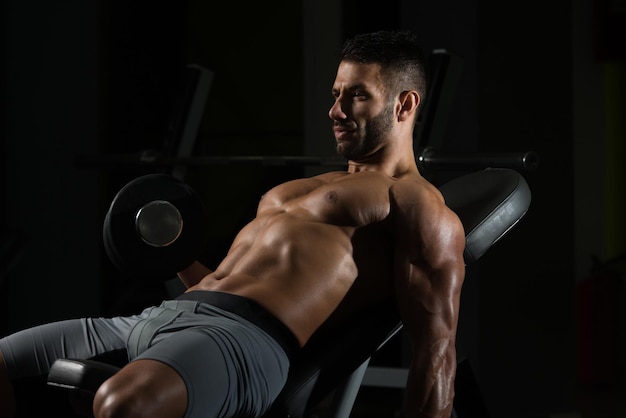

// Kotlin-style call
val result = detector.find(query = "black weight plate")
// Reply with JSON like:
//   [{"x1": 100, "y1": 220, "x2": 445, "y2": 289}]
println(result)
[{"x1": 103, "y1": 174, "x2": 208, "y2": 281}]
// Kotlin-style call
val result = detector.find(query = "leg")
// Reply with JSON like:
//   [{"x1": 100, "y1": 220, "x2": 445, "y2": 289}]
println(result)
[
  {"x1": 0, "y1": 316, "x2": 141, "y2": 417},
  {"x1": 93, "y1": 359, "x2": 187, "y2": 418},
  {"x1": 0, "y1": 352, "x2": 16, "y2": 418},
  {"x1": 110, "y1": 302, "x2": 292, "y2": 418}
]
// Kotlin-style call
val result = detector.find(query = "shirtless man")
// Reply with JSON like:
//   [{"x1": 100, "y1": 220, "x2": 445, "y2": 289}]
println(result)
[{"x1": 0, "y1": 30, "x2": 465, "y2": 418}]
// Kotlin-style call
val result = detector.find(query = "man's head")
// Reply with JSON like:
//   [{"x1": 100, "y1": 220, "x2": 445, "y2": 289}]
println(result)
[
  {"x1": 340, "y1": 30, "x2": 428, "y2": 105},
  {"x1": 329, "y1": 30, "x2": 428, "y2": 162}
]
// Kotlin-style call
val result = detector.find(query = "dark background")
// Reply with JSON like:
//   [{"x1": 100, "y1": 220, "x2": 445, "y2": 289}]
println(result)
[{"x1": 1, "y1": 1, "x2": 625, "y2": 417}]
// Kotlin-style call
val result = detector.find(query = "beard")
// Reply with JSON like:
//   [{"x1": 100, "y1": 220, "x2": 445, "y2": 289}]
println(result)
[{"x1": 336, "y1": 103, "x2": 395, "y2": 161}]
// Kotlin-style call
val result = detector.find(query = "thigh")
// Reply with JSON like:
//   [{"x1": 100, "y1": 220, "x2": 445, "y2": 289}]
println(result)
[
  {"x1": 136, "y1": 322, "x2": 290, "y2": 418},
  {"x1": 0, "y1": 315, "x2": 140, "y2": 379}
]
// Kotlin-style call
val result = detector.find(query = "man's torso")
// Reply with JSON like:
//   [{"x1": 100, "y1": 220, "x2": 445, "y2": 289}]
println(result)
[{"x1": 188, "y1": 170, "x2": 426, "y2": 346}]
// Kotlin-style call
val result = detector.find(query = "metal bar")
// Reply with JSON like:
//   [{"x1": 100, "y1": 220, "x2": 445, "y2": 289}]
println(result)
[
  {"x1": 417, "y1": 147, "x2": 539, "y2": 171},
  {"x1": 74, "y1": 154, "x2": 348, "y2": 169},
  {"x1": 328, "y1": 359, "x2": 371, "y2": 418},
  {"x1": 361, "y1": 366, "x2": 409, "y2": 388}
]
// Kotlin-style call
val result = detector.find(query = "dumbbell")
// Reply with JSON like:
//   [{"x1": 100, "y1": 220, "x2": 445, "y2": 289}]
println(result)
[{"x1": 102, "y1": 174, "x2": 209, "y2": 281}]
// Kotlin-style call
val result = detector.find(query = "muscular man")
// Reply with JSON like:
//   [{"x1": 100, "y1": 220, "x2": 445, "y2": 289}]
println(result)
[{"x1": 0, "y1": 30, "x2": 465, "y2": 418}]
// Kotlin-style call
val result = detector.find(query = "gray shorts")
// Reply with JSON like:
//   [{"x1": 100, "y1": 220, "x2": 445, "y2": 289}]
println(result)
[{"x1": 0, "y1": 291, "x2": 298, "y2": 418}]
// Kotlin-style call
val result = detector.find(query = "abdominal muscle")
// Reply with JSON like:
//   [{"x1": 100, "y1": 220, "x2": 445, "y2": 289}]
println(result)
[
  {"x1": 186, "y1": 171, "x2": 398, "y2": 346},
  {"x1": 186, "y1": 212, "x2": 361, "y2": 347}
]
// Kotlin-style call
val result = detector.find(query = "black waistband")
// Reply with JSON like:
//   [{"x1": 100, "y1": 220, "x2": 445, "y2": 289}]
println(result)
[{"x1": 175, "y1": 290, "x2": 300, "y2": 359}]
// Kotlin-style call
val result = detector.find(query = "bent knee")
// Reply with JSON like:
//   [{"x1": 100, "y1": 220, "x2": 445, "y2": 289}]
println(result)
[
  {"x1": 93, "y1": 378, "x2": 146, "y2": 418},
  {"x1": 93, "y1": 361, "x2": 187, "y2": 418}
]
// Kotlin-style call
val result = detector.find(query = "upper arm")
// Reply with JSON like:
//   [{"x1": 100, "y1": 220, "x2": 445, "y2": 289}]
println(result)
[
  {"x1": 390, "y1": 182, "x2": 466, "y2": 343},
  {"x1": 390, "y1": 181, "x2": 466, "y2": 418}
]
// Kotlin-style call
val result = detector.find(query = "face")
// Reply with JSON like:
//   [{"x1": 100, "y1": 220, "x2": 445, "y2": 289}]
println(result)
[{"x1": 329, "y1": 61, "x2": 396, "y2": 161}]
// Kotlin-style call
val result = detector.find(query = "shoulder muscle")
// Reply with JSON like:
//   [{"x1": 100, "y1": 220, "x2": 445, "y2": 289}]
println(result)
[{"x1": 390, "y1": 179, "x2": 464, "y2": 266}]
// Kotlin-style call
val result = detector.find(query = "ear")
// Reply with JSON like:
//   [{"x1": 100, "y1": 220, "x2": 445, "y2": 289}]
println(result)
[{"x1": 397, "y1": 90, "x2": 420, "y2": 122}]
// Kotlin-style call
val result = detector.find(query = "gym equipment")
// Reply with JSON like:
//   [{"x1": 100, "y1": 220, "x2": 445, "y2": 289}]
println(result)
[
  {"x1": 164, "y1": 64, "x2": 214, "y2": 181},
  {"x1": 75, "y1": 149, "x2": 538, "y2": 172},
  {"x1": 103, "y1": 173, "x2": 209, "y2": 281},
  {"x1": 417, "y1": 147, "x2": 539, "y2": 173},
  {"x1": 47, "y1": 167, "x2": 531, "y2": 418}
]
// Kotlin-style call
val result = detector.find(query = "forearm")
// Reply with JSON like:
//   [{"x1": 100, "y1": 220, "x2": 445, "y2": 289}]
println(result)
[
  {"x1": 404, "y1": 342, "x2": 457, "y2": 418},
  {"x1": 177, "y1": 261, "x2": 212, "y2": 288}
]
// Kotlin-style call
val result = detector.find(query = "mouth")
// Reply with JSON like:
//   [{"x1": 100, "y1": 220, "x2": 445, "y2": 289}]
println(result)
[
  {"x1": 333, "y1": 129, "x2": 353, "y2": 142},
  {"x1": 333, "y1": 123, "x2": 357, "y2": 140}
]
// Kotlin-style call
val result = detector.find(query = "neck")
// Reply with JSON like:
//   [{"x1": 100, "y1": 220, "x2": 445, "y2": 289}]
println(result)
[
  {"x1": 346, "y1": 146, "x2": 419, "y2": 178},
  {"x1": 346, "y1": 126, "x2": 419, "y2": 177}
]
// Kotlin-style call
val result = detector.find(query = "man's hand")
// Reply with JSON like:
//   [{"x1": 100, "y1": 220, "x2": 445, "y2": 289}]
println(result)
[{"x1": 177, "y1": 261, "x2": 213, "y2": 288}]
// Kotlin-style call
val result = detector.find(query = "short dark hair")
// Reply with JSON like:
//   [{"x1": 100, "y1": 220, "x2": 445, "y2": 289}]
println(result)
[{"x1": 341, "y1": 30, "x2": 428, "y2": 104}]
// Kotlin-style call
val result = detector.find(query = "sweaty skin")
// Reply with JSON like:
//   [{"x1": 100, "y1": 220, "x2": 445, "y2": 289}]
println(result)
[
  {"x1": 189, "y1": 170, "x2": 399, "y2": 346},
  {"x1": 185, "y1": 166, "x2": 462, "y2": 337}
]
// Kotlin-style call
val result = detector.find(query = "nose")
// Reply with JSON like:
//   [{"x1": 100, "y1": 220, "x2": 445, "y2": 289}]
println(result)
[{"x1": 328, "y1": 99, "x2": 346, "y2": 121}]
